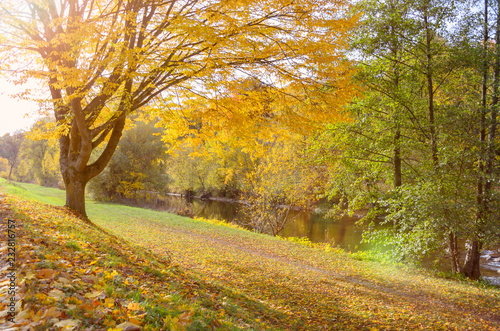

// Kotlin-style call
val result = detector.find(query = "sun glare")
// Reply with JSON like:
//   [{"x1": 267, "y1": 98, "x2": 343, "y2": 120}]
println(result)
[{"x1": 0, "y1": 78, "x2": 40, "y2": 135}]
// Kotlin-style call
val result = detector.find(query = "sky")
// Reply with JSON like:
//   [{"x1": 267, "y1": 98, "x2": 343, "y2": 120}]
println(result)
[{"x1": 0, "y1": 78, "x2": 42, "y2": 136}]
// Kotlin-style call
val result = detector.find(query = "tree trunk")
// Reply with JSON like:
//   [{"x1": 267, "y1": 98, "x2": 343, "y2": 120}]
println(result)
[
  {"x1": 424, "y1": 6, "x2": 438, "y2": 168},
  {"x1": 463, "y1": 239, "x2": 482, "y2": 279},
  {"x1": 449, "y1": 231, "x2": 462, "y2": 274},
  {"x1": 57, "y1": 112, "x2": 127, "y2": 219},
  {"x1": 393, "y1": 127, "x2": 402, "y2": 188},
  {"x1": 390, "y1": 9, "x2": 402, "y2": 189},
  {"x1": 65, "y1": 174, "x2": 89, "y2": 218},
  {"x1": 7, "y1": 163, "x2": 14, "y2": 180}
]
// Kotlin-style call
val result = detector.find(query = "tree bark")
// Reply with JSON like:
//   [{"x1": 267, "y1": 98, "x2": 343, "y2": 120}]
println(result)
[
  {"x1": 59, "y1": 112, "x2": 126, "y2": 219},
  {"x1": 449, "y1": 231, "x2": 462, "y2": 274},
  {"x1": 390, "y1": 3, "x2": 402, "y2": 189},
  {"x1": 423, "y1": 5, "x2": 438, "y2": 168},
  {"x1": 463, "y1": 240, "x2": 482, "y2": 279},
  {"x1": 65, "y1": 174, "x2": 88, "y2": 218},
  {"x1": 393, "y1": 127, "x2": 402, "y2": 187},
  {"x1": 7, "y1": 162, "x2": 15, "y2": 180}
]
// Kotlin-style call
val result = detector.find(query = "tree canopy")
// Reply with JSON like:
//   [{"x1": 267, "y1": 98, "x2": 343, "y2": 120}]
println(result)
[{"x1": 0, "y1": 0, "x2": 357, "y2": 217}]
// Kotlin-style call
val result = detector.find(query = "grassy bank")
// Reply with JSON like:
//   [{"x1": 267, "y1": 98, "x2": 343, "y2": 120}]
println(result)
[{"x1": 0, "y1": 178, "x2": 499, "y2": 330}]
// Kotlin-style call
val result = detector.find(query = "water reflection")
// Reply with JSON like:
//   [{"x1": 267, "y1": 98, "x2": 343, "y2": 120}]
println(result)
[{"x1": 155, "y1": 195, "x2": 369, "y2": 249}]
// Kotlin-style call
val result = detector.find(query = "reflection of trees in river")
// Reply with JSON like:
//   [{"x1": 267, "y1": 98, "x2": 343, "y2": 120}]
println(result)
[{"x1": 153, "y1": 195, "x2": 366, "y2": 248}]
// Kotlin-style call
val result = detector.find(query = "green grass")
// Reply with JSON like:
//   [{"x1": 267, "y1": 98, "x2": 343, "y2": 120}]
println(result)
[{"x1": 2, "y1": 177, "x2": 500, "y2": 331}]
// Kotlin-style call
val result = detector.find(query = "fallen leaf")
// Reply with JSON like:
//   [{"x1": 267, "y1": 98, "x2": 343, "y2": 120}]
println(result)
[
  {"x1": 127, "y1": 302, "x2": 141, "y2": 311},
  {"x1": 42, "y1": 306, "x2": 62, "y2": 318},
  {"x1": 84, "y1": 290, "x2": 102, "y2": 299},
  {"x1": 116, "y1": 321, "x2": 141, "y2": 330},
  {"x1": 54, "y1": 319, "x2": 79, "y2": 330},
  {"x1": 37, "y1": 269, "x2": 56, "y2": 279},
  {"x1": 58, "y1": 277, "x2": 71, "y2": 285},
  {"x1": 178, "y1": 310, "x2": 194, "y2": 326},
  {"x1": 15, "y1": 309, "x2": 31, "y2": 320},
  {"x1": 104, "y1": 298, "x2": 115, "y2": 308},
  {"x1": 48, "y1": 289, "x2": 65, "y2": 300}
]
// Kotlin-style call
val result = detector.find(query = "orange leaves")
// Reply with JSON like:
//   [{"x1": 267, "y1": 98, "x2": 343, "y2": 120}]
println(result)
[
  {"x1": 126, "y1": 302, "x2": 140, "y2": 311},
  {"x1": 163, "y1": 309, "x2": 195, "y2": 331},
  {"x1": 36, "y1": 268, "x2": 57, "y2": 280}
]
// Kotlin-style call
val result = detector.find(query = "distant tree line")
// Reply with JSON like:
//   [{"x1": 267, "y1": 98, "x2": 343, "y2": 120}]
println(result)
[{"x1": 0, "y1": 119, "x2": 60, "y2": 188}]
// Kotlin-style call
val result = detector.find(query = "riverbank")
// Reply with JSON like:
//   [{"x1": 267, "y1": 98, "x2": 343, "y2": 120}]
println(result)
[
  {"x1": 1, "y1": 179, "x2": 500, "y2": 330},
  {"x1": 119, "y1": 191, "x2": 500, "y2": 283}
]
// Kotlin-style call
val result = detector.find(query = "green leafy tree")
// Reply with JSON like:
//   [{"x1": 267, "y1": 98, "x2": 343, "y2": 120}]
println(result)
[{"x1": 325, "y1": 0, "x2": 500, "y2": 279}]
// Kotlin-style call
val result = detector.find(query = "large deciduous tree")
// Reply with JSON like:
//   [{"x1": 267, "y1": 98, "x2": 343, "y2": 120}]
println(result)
[{"x1": 0, "y1": 0, "x2": 357, "y2": 218}]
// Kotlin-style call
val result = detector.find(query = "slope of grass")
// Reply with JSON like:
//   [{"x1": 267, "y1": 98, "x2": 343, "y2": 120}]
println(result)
[{"x1": 1, "y1": 178, "x2": 499, "y2": 331}]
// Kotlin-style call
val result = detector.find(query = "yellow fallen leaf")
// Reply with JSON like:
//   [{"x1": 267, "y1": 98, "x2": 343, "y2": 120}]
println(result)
[
  {"x1": 84, "y1": 290, "x2": 103, "y2": 299},
  {"x1": 15, "y1": 309, "x2": 31, "y2": 320},
  {"x1": 25, "y1": 271, "x2": 36, "y2": 280},
  {"x1": 116, "y1": 321, "x2": 141, "y2": 330},
  {"x1": 129, "y1": 316, "x2": 142, "y2": 325},
  {"x1": 31, "y1": 309, "x2": 43, "y2": 322},
  {"x1": 42, "y1": 306, "x2": 61, "y2": 318},
  {"x1": 35, "y1": 293, "x2": 47, "y2": 300},
  {"x1": 48, "y1": 289, "x2": 65, "y2": 300},
  {"x1": 104, "y1": 298, "x2": 115, "y2": 308},
  {"x1": 54, "y1": 319, "x2": 79, "y2": 330},
  {"x1": 127, "y1": 302, "x2": 141, "y2": 311}
]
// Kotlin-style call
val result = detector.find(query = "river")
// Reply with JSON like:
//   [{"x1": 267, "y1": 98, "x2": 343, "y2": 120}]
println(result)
[{"x1": 148, "y1": 194, "x2": 500, "y2": 286}]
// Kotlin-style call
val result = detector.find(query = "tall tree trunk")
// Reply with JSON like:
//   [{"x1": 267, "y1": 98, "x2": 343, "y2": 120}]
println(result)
[
  {"x1": 7, "y1": 162, "x2": 15, "y2": 180},
  {"x1": 485, "y1": 0, "x2": 500, "y2": 213},
  {"x1": 464, "y1": 0, "x2": 490, "y2": 280},
  {"x1": 424, "y1": 6, "x2": 438, "y2": 168},
  {"x1": 59, "y1": 131, "x2": 90, "y2": 218},
  {"x1": 449, "y1": 231, "x2": 462, "y2": 273},
  {"x1": 393, "y1": 127, "x2": 402, "y2": 187},
  {"x1": 390, "y1": 6, "x2": 403, "y2": 189},
  {"x1": 423, "y1": 2, "x2": 460, "y2": 274}
]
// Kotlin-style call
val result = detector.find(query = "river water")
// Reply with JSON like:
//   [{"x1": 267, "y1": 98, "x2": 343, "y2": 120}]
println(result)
[{"x1": 150, "y1": 195, "x2": 500, "y2": 285}]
